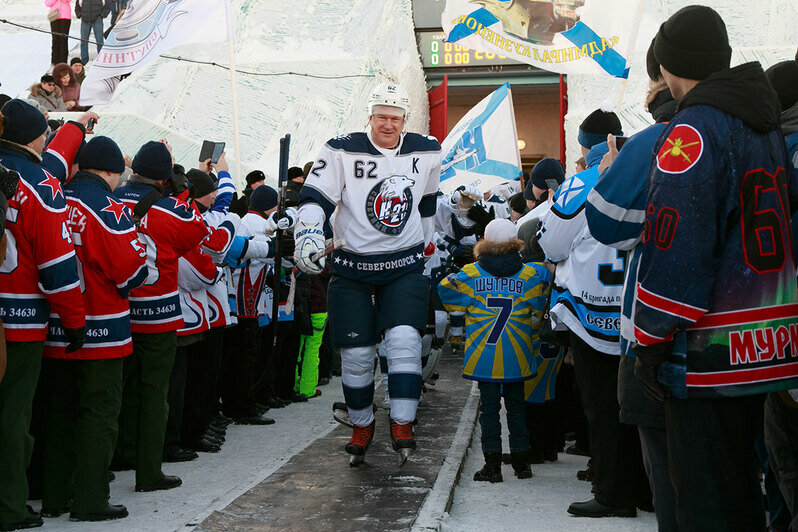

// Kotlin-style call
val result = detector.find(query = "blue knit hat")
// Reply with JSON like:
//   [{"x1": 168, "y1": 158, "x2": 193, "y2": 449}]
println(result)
[
  {"x1": 529, "y1": 157, "x2": 565, "y2": 191},
  {"x1": 78, "y1": 136, "x2": 125, "y2": 174},
  {"x1": 0, "y1": 99, "x2": 48, "y2": 145},
  {"x1": 249, "y1": 185, "x2": 278, "y2": 213},
  {"x1": 132, "y1": 141, "x2": 173, "y2": 180}
]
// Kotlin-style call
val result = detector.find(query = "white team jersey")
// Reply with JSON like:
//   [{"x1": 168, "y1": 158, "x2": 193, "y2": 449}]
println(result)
[
  {"x1": 301, "y1": 130, "x2": 441, "y2": 282},
  {"x1": 539, "y1": 200, "x2": 623, "y2": 355}
]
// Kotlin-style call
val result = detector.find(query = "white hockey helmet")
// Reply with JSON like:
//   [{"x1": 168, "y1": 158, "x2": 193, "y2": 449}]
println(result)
[{"x1": 367, "y1": 82, "x2": 411, "y2": 119}]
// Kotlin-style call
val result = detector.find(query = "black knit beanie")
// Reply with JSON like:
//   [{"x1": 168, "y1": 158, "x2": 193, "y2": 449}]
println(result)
[
  {"x1": 0, "y1": 99, "x2": 48, "y2": 145},
  {"x1": 249, "y1": 185, "x2": 278, "y2": 213},
  {"x1": 187, "y1": 169, "x2": 217, "y2": 198},
  {"x1": 765, "y1": 61, "x2": 798, "y2": 112},
  {"x1": 653, "y1": 5, "x2": 731, "y2": 81},
  {"x1": 578, "y1": 102, "x2": 622, "y2": 149},
  {"x1": 646, "y1": 38, "x2": 661, "y2": 81},
  {"x1": 132, "y1": 141, "x2": 173, "y2": 180},
  {"x1": 529, "y1": 157, "x2": 565, "y2": 190},
  {"x1": 78, "y1": 136, "x2": 125, "y2": 174}
]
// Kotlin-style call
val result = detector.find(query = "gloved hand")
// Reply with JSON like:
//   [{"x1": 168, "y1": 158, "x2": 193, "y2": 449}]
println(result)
[
  {"x1": 0, "y1": 163, "x2": 20, "y2": 201},
  {"x1": 467, "y1": 203, "x2": 494, "y2": 235},
  {"x1": 293, "y1": 218, "x2": 325, "y2": 274},
  {"x1": 452, "y1": 244, "x2": 474, "y2": 268},
  {"x1": 64, "y1": 325, "x2": 87, "y2": 354},
  {"x1": 460, "y1": 184, "x2": 481, "y2": 201},
  {"x1": 0, "y1": 164, "x2": 20, "y2": 239},
  {"x1": 424, "y1": 241, "x2": 436, "y2": 259},
  {"x1": 278, "y1": 232, "x2": 295, "y2": 259},
  {"x1": 632, "y1": 342, "x2": 672, "y2": 402},
  {"x1": 267, "y1": 207, "x2": 298, "y2": 233}
]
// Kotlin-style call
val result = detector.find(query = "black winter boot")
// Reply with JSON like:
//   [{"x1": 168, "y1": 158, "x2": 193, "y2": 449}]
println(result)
[
  {"x1": 511, "y1": 451, "x2": 533, "y2": 479},
  {"x1": 473, "y1": 453, "x2": 503, "y2": 483}
]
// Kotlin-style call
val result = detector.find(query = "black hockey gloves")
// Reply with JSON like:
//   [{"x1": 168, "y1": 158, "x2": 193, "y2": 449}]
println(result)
[{"x1": 632, "y1": 341, "x2": 672, "y2": 402}]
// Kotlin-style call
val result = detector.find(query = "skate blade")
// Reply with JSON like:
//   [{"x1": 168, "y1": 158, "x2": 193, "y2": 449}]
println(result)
[
  {"x1": 397, "y1": 448, "x2": 413, "y2": 467},
  {"x1": 349, "y1": 454, "x2": 365, "y2": 467},
  {"x1": 333, "y1": 410, "x2": 353, "y2": 429}
]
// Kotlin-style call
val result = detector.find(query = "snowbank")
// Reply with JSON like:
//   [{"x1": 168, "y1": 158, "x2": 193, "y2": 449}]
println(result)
[{"x1": 0, "y1": 0, "x2": 429, "y2": 186}]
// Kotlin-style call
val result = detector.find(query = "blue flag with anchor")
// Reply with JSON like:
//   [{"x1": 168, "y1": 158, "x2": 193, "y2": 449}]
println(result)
[
  {"x1": 439, "y1": 83, "x2": 522, "y2": 194},
  {"x1": 441, "y1": 0, "x2": 642, "y2": 78}
]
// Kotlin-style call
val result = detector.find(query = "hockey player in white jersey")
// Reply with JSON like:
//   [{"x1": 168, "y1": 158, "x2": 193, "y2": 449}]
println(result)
[{"x1": 295, "y1": 82, "x2": 441, "y2": 466}]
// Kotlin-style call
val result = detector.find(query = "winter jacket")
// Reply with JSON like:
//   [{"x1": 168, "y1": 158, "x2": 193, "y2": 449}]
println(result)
[
  {"x1": 634, "y1": 62, "x2": 798, "y2": 399},
  {"x1": 114, "y1": 179, "x2": 211, "y2": 333},
  {"x1": 0, "y1": 123, "x2": 87, "y2": 342},
  {"x1": 585, "y1": 87, "x2": 677, "y2": 426},
  {"x1": 438, "y1": 240, "x2": 548, "y2": 383},
  {"x1": 44, "y1": 171, "x2": 147, "y2": 359},
  {"x1": 28, "y1": 83, "x2": 67, "y2": 112},
  {"x1": 538, "y1": 142, "x2": 624, "y2": 355},
  {"x1": 45, "y1": 0, "x2": 71, "y2": 20},
  {"x1": 75, "y1": 0, "x2": 109, "y2": 23},
  {"x1": 52, "y1": 63, "x2": 81, "y2": 107}
]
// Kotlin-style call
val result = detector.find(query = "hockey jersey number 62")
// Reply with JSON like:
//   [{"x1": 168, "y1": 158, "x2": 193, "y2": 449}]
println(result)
[{"x1": 300, "y1": 131, "x2": 441, "y2": 283}]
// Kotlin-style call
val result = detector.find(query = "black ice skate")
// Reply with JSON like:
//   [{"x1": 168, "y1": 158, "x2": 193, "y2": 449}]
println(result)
[
  {"x1": 390, "y1": 420, "x2": 416, "y2": 467},
  {"x1": 345, "y1": 421, "x2": 375, "y2": 467}
]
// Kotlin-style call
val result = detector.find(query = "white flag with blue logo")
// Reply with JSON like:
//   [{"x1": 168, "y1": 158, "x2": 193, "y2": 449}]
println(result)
[
  {"x1": 440, "y1": 83, "x2": 522, "y2": 194},
  {"x1": 442, "y1": 0, "x2": 640, "y2": 78}
]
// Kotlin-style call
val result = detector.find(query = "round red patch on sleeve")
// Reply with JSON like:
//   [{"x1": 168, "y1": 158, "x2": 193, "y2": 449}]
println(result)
[{"x1": 656, "y1": 124, "x2": 704, "y2": 174}]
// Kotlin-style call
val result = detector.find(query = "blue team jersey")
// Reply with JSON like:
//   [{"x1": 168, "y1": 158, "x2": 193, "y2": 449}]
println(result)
[
  {"x1": 438, "y1": 261, "x2": 549, "y2": 382},
  {"x1": 524, "y1": 341, "x2": 563, "y2": 404}
]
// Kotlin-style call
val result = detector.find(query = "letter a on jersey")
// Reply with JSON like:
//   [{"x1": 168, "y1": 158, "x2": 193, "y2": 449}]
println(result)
[{"x1": 656, "y1": 124, "x2": 703, "y2": 174}]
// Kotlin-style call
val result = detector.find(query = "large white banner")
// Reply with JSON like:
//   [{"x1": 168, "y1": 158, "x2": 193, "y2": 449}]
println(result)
[
  {"x1": 80, "y1": 0, "x2": 231, "y2": 105},
  {"x1": 439, "y1": 83, "x2": 522, "y2": 194},
  {"x1": 442, "y1": 0, "x2": 641, "y2": 78}
]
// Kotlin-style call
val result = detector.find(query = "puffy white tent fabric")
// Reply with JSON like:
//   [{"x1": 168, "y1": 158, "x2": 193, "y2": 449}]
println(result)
[
  {"x1": 564, "y1": 0, "x2": 798, "y2": 174},
  {"x1": 0, "y1": 0, "x2": 429, "y2": 186}
]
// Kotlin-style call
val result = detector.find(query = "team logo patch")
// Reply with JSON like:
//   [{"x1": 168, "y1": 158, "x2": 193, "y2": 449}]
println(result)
[
  {"x1": 657, "y1": 124, "x2": 703, "y2": 174},
  {"x1": 365, "y1": 175, "x2": 415, "y2": 235}
]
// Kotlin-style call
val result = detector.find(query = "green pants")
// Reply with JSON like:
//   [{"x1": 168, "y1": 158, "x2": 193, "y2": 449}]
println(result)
[
  {"x1": 294, "y1": 313, "x2": 327, "y2": 397},
  {"x1": 42, "y1": 357, "x2": 123, "y2": 513},
  {"x1": 116, "y1": 331, "x2": 176, "y2": 485},
  {"x1": 0, "y1": 342, "x2": 43, "y2": 524}
]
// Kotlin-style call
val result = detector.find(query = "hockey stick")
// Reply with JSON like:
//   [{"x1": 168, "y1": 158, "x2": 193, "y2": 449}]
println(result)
[{"x1": 270, "y1": 134, "x2": 290, "y2": 352}]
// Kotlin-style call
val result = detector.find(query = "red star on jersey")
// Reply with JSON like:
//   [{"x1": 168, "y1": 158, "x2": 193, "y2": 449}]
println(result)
[
  {"x1": 171, "y1": 196, "x2": 191, "y2": 211},
  {"x1": 101, "y1": 197, "x2": 130, "y2": 224},
  {"x1": 39, "y1": 172, "x2": 63, "y2": 201}
]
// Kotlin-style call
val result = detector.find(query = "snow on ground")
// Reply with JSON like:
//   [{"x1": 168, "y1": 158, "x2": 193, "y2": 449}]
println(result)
[
  {"x1": 28, "y1": 378, "x2": 345, "y2": 532},
  {"x1": 443, "y1": 420, "x2": 658, "y2": 532}
]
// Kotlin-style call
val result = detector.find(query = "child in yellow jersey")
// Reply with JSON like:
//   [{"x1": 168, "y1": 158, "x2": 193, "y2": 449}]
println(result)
[{"x1": 438, "y1": 219, "x2": 550, "y2": 482}]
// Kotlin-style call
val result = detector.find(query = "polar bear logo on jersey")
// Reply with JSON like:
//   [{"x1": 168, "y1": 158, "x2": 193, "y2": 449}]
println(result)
[{"x1": 365, "y1": 175, "x2": 415, "y2": 235}]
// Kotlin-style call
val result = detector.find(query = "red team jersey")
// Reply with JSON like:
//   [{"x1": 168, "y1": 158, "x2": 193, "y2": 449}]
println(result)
[
  {"x1": 114, "y1": 182, "x2": 210, "y2": 333},
  {"x1": 44, "y1": 172, "x2": 148, "y2": 359},
  {"x1": 0, "y1": 122, "x2": 86, "y2": 342}
]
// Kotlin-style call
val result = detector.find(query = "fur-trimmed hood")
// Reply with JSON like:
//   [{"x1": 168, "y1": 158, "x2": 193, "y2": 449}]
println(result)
[
  {"x1": 473, "y1": 238, "x2": 524, "y2": 258},
  {"x1": 29, "y1": 83, "x2": 62, "y2": 99},
  {"x1": 474, "y1": 238, "x2": 525, "y2": 278}
]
